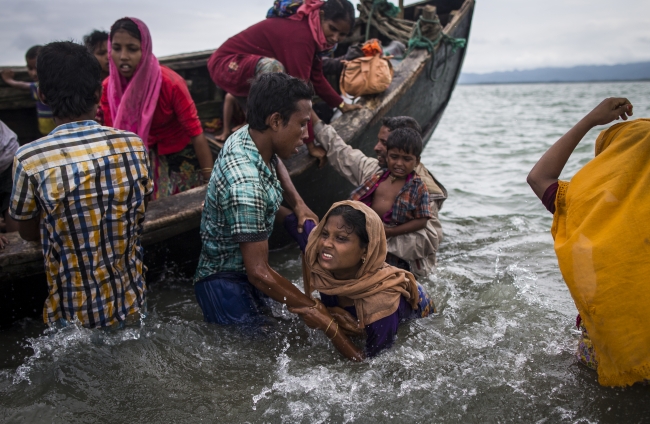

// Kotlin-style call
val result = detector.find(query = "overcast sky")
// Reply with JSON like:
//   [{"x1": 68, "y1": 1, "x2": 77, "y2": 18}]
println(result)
[{"x1": 1, "y1": 0, "x2": 649, "y2": 74}]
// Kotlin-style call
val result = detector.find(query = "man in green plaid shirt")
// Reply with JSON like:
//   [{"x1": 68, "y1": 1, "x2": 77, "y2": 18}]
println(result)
[{"x1": 194, "y1": 74, "x2": 343, "y2": 336}]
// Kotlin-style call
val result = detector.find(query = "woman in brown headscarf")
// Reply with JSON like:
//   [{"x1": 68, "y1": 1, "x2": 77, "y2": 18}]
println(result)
[{"x1": 291, "y1": 200, "x2": 436, "y2": 358}]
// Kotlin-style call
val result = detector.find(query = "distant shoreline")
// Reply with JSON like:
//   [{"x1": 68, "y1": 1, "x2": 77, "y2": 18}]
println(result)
[
  {"x1": 459, "y1": 61, "x2": 650, "y2": 86},
  {"x1": 459, "y1": 78, "x2": 650, "y2": 86}
]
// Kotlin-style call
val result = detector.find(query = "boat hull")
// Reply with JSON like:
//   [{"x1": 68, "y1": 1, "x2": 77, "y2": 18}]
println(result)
[{"x1": 0, "y1": 0, "x2": 473, "y2": 327}]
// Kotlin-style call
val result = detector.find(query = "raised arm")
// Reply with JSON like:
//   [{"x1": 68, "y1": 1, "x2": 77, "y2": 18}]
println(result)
[
  {"x1": 311, "y1": 111, "x2": 381, "y2": 186},
  {"x1": 527, "y1": 97, "x2": 633, "y2": 200}
]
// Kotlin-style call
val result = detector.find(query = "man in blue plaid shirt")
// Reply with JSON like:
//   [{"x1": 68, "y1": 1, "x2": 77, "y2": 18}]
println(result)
[{"x1": 195, "y1": 73, "x2": 343, "y2": 336}]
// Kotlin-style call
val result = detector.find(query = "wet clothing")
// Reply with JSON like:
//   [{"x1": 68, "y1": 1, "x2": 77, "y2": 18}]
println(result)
[
  {"x1": 304, "y1": 200, "x2": 436, "y2": 356},
  {"x1": 207, "y1": 17, "x2": 342, "y2": 108},
  {"x1": 313, "y1": 120, "x2": 446, "y2": 276},
  {"x1": 102, "y1": 66, "x2": 203, "y2": 156},
  {"x1": 195, "y1": 272, "x2": 272, "y2": 325},
  {"x1": 306, "y1": 201, "x2": 426, "y2": 328},
  {"x1": 320, "y1": 283, "x2": 434, "y2": 357},
  {"x1": 29, "y1": 83, "x2": 56, "y2": 136},
  {"x1": 544, "y1": 119, "x2": 650, "y2": 386},
  {"x1": 351, "y1": 170, "x2": 432, "y2": 225},
  {"x1": 9, "y1": 120, "x2": 152, "y2": 328},
  {"x1": 194, "y1": 125, "x2": 283, "y2": 281}
]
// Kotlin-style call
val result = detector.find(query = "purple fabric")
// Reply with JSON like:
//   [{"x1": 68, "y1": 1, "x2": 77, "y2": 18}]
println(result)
[
  {"x1": 542, "y1": 181, "x2": 559, "y2": 214},
  {"x1": 283, "y1": 212, "x2": 317, "y2": 253},
  {"x1": 319, "y1": 293, "x2": 415, "y2": 357}
]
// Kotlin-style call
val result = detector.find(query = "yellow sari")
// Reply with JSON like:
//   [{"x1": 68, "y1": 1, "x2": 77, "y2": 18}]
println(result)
[{"x1": 551, "y1": 119, "x2": 650, "y2": 386}]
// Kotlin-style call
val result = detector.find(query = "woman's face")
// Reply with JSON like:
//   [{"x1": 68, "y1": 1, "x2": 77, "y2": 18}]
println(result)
[
  {"x1": 316, "y1": 214, "x2": 367, "y2": 280},
  {"x1": 320, "y1": 17, "x2": 351, "y2": 46},
  {"x1": 111, "y1": 29, "x2": 142, "y2": 79}
]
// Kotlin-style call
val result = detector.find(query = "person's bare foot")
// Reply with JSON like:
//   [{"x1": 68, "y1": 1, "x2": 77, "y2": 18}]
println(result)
[{"x1": 215, "y1": 128, "x2": 232, "y2": 142}]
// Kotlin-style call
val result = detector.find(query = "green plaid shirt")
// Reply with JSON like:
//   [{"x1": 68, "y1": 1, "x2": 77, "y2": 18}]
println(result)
[{"x1": 195, "y1": 126, "x2": 282, "y2": 280}]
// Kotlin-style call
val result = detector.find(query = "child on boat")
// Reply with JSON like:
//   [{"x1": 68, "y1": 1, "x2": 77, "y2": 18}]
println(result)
[
  {"x1": 83, "y1": 30, "x2": 110, "y2": 81},
  {"x1": 350, "y1": 127, "x2": 432, "y2": 270},
  {"x1": 1, "y1": 45, "x2": 56, "y2": 136},
  {"x1": 9, "y1": 41, "x2": 152, "y2": 328},
  {"x1": 100, "y1": 17, "x2": 214, "y2": 199},
  {"x1": 527, "y1": 97, "x2": 650, "y2": 387},
  {"x1": 207, "y1": 0, "x2": 361, "y2": 161}
]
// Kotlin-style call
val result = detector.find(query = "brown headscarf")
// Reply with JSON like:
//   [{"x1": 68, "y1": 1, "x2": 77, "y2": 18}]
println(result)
[{"x1": 305, "y1": 200, "x2": 420, "y2": 327}]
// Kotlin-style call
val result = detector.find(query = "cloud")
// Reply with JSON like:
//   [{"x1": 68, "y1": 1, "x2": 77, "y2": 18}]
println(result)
[{"x1": 0, "y1": 0, "x2": 649, "y2": 73}]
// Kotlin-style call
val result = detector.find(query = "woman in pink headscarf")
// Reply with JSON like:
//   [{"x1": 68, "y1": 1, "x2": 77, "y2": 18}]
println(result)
[
  {"x1": 100, "y1": 17, "x2": 213, "y2": 199},
  {"x1": 208, "y1": 0, "x2": 361, "y2": 157}
]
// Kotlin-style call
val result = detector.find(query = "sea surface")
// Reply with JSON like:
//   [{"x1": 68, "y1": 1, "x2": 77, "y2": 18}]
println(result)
[{"x1": 1, "y1": 82, "x2": 650, "y2": 423}]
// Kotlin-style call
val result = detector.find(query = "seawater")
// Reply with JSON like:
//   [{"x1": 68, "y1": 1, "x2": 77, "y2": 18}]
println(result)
[{"x1": 1, "y1": 82, "x2": 649, "y2": 422}]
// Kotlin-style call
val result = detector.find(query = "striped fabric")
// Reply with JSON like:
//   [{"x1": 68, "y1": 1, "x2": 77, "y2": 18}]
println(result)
[
  {"x1": 194, "y1": 125, "x2": 283, "y2": 281},
  {"x1": 9, "y1": 120, "x2": 153, "y2": 328},
  {"x1": 350, "y1": 170, "x2": 432, "y2": 225}
]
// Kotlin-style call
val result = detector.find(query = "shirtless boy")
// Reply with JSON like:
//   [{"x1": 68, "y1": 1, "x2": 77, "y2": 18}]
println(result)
[{"x1": 350, "y1": 127, "x2": 432, "y2": 269}]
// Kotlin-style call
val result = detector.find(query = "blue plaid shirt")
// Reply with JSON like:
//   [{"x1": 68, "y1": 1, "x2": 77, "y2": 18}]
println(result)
[
  {"x1": 195, "y1": 126, "x2": 283, "y2": 280},
  {"x1": 10, "y1": 120, "x2": 152, "y2": 327}
]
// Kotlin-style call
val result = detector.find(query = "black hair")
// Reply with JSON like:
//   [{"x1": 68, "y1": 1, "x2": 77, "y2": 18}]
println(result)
[
  {"x1": 327, "y1": 205, "x2": 369, "y2": 248},
  {"x1": 83, "y1": 30, "x2": 109, "y2": 52},
  {"x1": 247, "y1": 73, "x2": 314, "y2": 131},
  {"x1": 386, "y1": 127, "x2": 423, "y2": 157},
  {"x1": 322, "y1": 0, "x2": 355, "y2": 28},
  {"x1": 25, "y1": 45, "x2": 43, "y2": 61},
  {"x1": 36, "y1": 41, "x2": 102, "y2": 119},
  {"x1": 110, "y1": 18, "x2": 141, "y2": 41},
  {"x1": 381, "y1": 116, "x2": 422, "y2": 135}
]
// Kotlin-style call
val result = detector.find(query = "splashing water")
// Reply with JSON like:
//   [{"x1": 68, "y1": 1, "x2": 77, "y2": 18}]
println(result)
[{"x1": 1, "y1": 82, "x2": 650, "y2": 422}]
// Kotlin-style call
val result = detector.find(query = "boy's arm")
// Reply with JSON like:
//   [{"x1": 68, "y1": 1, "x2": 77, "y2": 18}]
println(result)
[
  {"x1": 384, "y1": 217, "x2": 429, "y2": 238},
  {"x1": 311, "y1": 111, "x2": 380, "y2": 186},
  {"x1": 527, "y1": 97, "x2": 632, "y2": 200},
  {"x1": 1, "y1": 70, "x2": 31, "y2": 90}
]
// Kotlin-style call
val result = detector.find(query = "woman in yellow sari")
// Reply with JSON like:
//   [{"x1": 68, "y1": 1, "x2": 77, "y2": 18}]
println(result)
[{"x1": 527, "y1": 97, "x2": 650, "y2": 387}]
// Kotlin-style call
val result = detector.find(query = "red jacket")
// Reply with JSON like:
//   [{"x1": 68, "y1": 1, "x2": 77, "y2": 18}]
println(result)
[
  {"x1": 101, "y1": 66, "x2": 203, "y2": 155},
  {"x1": 208, "y1": 17, "x2": 343, "y2": 108}
]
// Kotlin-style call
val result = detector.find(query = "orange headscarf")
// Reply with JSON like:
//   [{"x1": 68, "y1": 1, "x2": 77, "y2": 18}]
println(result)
[
  {"x1": 305, "y1": 200, "x2": 420, "y2": 327},
  {"x1": 551, "y1": 119, "x2": 650, "y2": 386}
]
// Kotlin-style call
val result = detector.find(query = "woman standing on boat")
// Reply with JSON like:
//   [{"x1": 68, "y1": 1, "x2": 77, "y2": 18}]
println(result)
[
  {"x1": 101, "y1": 17, "x2": 214, "y2": 199},
  {"x1": 207, "y1": 0, "x2": 361, "y2": 152},
  {"x1": 290, "y1": 201, "x2": 436, "y2": 358}
]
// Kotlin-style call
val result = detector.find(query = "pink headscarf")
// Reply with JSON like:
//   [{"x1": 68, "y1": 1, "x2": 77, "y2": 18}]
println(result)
[
  {"x1": 289, "y1": 0, "x2": 333, "y2": 52},
  {"x1": 107, "y1": 17, "x2": 162, "y2": 147}
]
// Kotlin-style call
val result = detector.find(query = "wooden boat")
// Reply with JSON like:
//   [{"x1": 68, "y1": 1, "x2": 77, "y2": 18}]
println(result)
[{"x1": 0, "y1": 0, "x2": 474, "y2": 327}]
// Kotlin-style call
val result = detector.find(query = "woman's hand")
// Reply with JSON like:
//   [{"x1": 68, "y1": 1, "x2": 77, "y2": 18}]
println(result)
[
  {"x1": 0, "y1": 234, "x2": 8, "y2": 250},
  {"x1": 288, "y1": 298, "x2": 335, "y2": 332},
  {"x1": 327, "y1": 306, "x2": 363, "y2": 336},
  {"x1": 340, "y1": 103, "x2": 362, "y2": 113},
  {"x1": 583, "y1": 97, "x2": 633, "y2": 127}
]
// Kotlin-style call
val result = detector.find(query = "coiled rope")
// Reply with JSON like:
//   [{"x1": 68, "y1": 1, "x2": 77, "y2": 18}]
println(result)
[{"x1": 407, "y1": 16, "x2": 467, "y2": 82}]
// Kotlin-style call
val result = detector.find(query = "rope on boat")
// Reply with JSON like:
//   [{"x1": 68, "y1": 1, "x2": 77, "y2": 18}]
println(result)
[
  {"x1": 357, "y1": 0, "x2": 467, "y2": 82},
  {"x1": 407, "y1": 16, "x2": 467, "y2": 82},
  {"x1": 357, "y1": 0, "x2": 414, "y2": 45}
]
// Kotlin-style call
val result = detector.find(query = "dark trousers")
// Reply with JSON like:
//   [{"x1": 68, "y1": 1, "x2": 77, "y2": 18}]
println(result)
[{"x1": 195, "y1": 272, "x2": 272, "y2": 325}]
